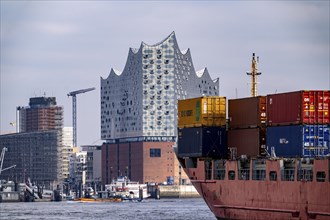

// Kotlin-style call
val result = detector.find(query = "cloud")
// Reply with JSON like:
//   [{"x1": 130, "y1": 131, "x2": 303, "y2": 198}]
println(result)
[
  {"x1": 32, "y1": 21, "x2": 79, "y2": 36},
  {"x1": 1, "y1": 1, "x2": 329, "y2": 145}
]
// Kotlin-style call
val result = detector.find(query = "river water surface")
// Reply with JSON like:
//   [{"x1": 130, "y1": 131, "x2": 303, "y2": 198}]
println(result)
[{"x1": 0, "y1": 198, "x2": 216, "y2": 220}]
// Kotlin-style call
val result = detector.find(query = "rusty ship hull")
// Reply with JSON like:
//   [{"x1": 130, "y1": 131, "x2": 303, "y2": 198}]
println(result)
[{"x1": 180, "y1": 157, "x2": 330, "y2": 220}]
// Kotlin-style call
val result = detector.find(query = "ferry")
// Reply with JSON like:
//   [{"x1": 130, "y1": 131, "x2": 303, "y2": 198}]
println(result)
[{"x1": 105, "y1": 176, "x2": 149, "y2": 200}]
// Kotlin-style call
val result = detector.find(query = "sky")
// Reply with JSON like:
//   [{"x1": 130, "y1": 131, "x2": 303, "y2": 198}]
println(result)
[{"x1": 1, "y1": 1, "x2": 329, "y2": 146}]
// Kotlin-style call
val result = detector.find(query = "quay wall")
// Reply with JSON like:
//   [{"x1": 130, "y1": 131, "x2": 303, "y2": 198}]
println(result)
[
  {"x1": 158, "y1": 185, "x2": 200, "y2": 198},
  {"x1": 0, "y1": 191, "x2": 21, "y2": 202}
]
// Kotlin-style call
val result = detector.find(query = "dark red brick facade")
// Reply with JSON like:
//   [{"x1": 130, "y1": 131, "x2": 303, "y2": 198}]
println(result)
[{"x1": 102, "y1": 141, "x2": 180, "y2": 185}]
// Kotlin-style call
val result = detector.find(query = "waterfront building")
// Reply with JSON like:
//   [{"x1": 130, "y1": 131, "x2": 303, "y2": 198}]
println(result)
[
  {"x1": 101, "y1": 32, "x2": 219, "y2": 184},
  {"x1": 69, "y1": 150, "x2": 87, "y2": 194},
  {"x1": 69, "y1": 147, "x2": 80, "y2": 183},
  {"x1": 62, "y1": 127, "x2": 73, "y2": 180},
  {"x1": 17, "y1": 97, "x2": 63, "y2": 132},
  {"x1": 0, "y1": 96, "x2": 64, "y2": 188},
  {"x1": 0, "y1": 130, "x2": 62, "y2": 188},
  {"x1": 81, "y1": 145, "x2": 102, "y2": 190}
]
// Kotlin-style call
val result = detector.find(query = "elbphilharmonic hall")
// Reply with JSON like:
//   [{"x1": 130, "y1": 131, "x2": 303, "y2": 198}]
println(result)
[{"x1": 100, "y1": 32, "x2": 219, "y2": 184}]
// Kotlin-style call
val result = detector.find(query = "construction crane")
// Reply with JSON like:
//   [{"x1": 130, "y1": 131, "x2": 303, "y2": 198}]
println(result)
[
  {"x1": 246, "y1": 53, "x2": 262, "y2": 97},
  {"x1": 67, "y1": 87, "x2": 95, "y2": 147}
]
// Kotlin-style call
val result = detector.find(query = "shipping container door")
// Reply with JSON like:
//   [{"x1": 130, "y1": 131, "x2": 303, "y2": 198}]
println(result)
[
  {"x1": 316, "y1": 91, "x2": 330, "y2": 124},
  {"x1": 302, "y1": 91, "x2": 316, "y2": 124},
  {"x1": 303, "y1": 125, "x2": 330, "y2": 157},
  {"x1": 201, "y1": 127, "x2": 227, "y2": 157},
  {"x1": 259, "y1": 97, "x2": 267, "y2": 126}
]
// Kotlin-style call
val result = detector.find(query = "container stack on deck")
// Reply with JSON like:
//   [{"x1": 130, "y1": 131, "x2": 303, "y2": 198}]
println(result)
[
  {"x1": 227, "y1": 96, "x2": 267, "y2": 158},
  {"x1": 177, "y1": 97, "x2": 227, "y2": 158},
  {"x1": 177, "y1": 90, "x2": 329, "y2": 160},
  {"x1": 266, "y1": 90, "x2": 330, "y2": 158}
]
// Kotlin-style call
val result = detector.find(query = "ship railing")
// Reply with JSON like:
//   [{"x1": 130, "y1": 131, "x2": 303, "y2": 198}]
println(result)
[
  {"x1": 252, "y1": 169, "x2": 266, "y2": 180},
  {"x1": 238, "y1": 169, "x2": 250, "y2": 180},
  {"x1": 280, "y1": 169, "x2": 295, "y2": 181},
  {"x1": 205, "y1": 160, "x2": 212, "y2": 180},
  {"x1": 205, "y1": 169, "x2": 212, "y2": 180},
  {"x1": 297, "y1": 169, "x2": 313, "y2": 182},
  {"x1": 214, "y1": 169, "x2": 226, "y2": 180}
]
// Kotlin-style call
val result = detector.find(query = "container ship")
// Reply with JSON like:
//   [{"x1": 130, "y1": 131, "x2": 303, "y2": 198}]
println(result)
[{"x1": 176, "y1": 54, "x2": 330, "y2": 220}]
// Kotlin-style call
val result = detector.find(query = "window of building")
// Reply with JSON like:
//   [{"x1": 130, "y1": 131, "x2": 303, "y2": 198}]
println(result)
[
  {"x1": 150, "y1": 148, "x2": 161, "y2": 157},
  {"x1": 316, "y1": 171, "x2": 326, "y2": 182},
  {"x1": 269, "y1": 171, "x2": 277, "y2": 181},
  {"x1": 228, "y1": 171, "x2": 235, "y2": 180}
]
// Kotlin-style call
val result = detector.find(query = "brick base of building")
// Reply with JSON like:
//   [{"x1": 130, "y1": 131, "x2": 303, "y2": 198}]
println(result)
[{"x1": 102, "y1": 141, "x2": 188, "y2": 185}]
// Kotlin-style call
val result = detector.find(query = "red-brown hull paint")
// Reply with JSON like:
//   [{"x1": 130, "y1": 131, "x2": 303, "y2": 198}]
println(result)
[{"x1": 183, "y1": 159, "x2": 330, "y2": 220}]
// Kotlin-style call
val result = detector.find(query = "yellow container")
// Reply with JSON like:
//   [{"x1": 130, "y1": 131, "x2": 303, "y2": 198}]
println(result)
[{"x1": 178, "y1": 96, "x2": 226, "y2": 128}]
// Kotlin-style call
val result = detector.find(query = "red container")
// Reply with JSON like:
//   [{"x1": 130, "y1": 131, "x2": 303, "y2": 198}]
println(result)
[
  {"x1": 228, "y1": 128, "x2": 266, "y2": 157},
  {"x1": 267, "y1": 90, "x2": 329, "y2": 125},
  {"x1": 228, "y1": 96, "x2": 266, "y2": 129}
]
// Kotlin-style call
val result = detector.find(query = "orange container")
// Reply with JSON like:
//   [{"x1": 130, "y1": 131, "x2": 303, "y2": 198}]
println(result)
[{"x1": 178, "y1": 96, "x2": 226, "y2": 128}]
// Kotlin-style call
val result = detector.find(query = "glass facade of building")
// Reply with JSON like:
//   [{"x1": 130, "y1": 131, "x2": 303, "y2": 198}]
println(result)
[{"x1": 101, "y1": 32, "x2": 219, "y2": 141}]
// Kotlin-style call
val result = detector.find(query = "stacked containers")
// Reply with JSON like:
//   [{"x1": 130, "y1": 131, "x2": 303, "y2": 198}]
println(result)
[
  {"x1": 227, "y1": 96, "x2": 267, "y2": 157},
  {"x1": 178, "y1": 96, "x2": 226, "y2": 128},
  {"x1": 177, "y1": 97, "x2": 227, "y2": 158},
  {"x1": 266, "y1": 90, "x2": 330, "y2": 157}
]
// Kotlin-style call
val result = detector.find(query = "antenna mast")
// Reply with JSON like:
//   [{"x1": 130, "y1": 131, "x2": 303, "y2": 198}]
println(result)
[{"x1": 246, "y1": 53, "x2": 262, "y2": 97}]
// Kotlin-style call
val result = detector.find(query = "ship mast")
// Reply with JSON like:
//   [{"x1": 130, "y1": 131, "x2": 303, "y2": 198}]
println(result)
[{"x1": 246, "y1": 53, "x2": 262, "y2": 97}]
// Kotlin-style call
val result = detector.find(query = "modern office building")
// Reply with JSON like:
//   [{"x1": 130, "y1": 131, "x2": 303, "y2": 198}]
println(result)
[
  {"x1": 0, "y1": 96, "x2": 64, "y2": 187},
  {"x1": 0, "y1": 130, "x2": 62, "y2": 188},
  {"x1": 100, "y1": 32, "x2": 219, "y2": 184}
]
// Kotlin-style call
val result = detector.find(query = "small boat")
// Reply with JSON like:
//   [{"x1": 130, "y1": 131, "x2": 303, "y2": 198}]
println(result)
[
  {"x1": 73, "y1": 197, "x2": 122, "y2": 203},
  {"x1": 105, "y1": 176, "x2": 149, "y2": 200}
]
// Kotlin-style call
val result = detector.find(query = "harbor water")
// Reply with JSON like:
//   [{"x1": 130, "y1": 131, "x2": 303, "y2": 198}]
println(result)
[{"x1": 0, "y1": 198, "x2": 216, "y2": 220}]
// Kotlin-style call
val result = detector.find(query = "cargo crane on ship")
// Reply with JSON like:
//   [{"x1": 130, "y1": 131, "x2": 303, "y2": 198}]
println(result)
[
  {"x1": 67, "y1": 87, "x2": 95, "y2": 147},
  {"x1": 247, "y1": 53, "x2": 262, "y2": 97}
]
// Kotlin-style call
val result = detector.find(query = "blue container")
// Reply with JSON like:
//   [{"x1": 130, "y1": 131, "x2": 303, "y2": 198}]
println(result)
[
  {"x1": 178, "y1": 126, "x2": 227, "y2": 158},
  {"x1": 167, "y1": 176, "x2": 174, "y2": 185},
  {"x1": 266, "y1": 125, "x2": 330, "y2": 158}
]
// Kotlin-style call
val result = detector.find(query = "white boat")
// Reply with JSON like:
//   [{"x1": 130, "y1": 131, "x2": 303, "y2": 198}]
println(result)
[{"x1": 105, "y1": 176, "x2": 149, "y2": 199}]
